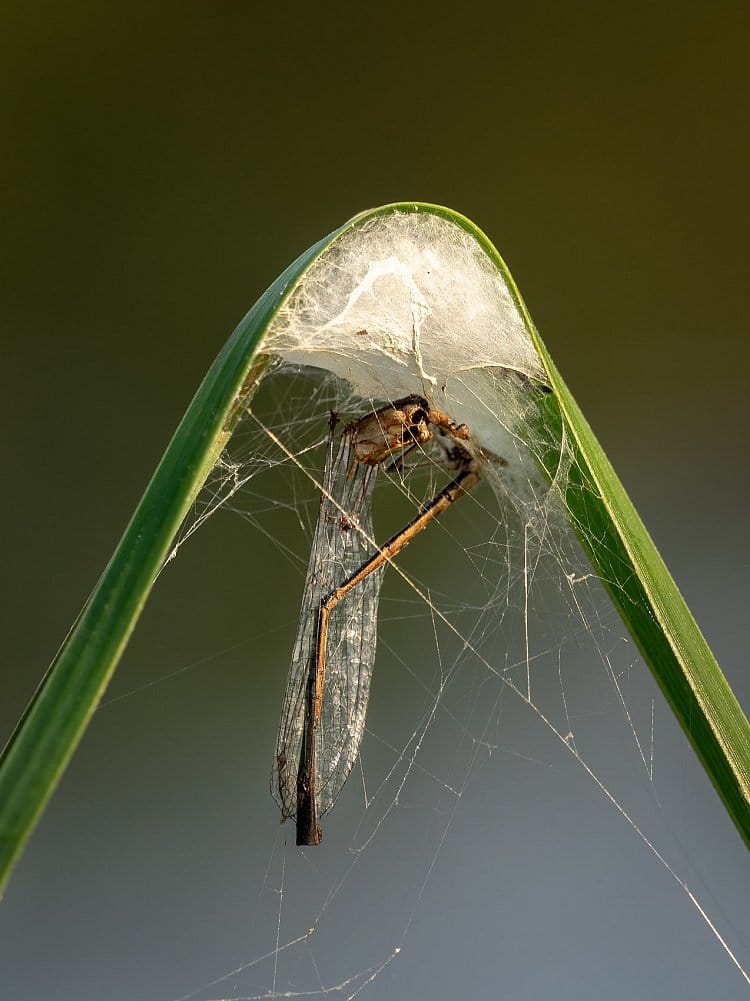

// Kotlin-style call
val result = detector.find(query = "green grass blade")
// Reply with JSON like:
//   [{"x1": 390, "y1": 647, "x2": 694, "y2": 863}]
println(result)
[
  {"x1": 415, "y1": 203, "x2": 750, "y2": 847},
  {"x1": 535, "y1": 363, "x2": 750, "y2": 844},
  {"x1": 0, "y1": 232, "x2": 340, "y2": 893},
  {"x1": 2, "y1": 203, "x2": 747, "y2": 896},
  {"x1": 496, "y1": 249, "x2": 750, "y2": 849}
]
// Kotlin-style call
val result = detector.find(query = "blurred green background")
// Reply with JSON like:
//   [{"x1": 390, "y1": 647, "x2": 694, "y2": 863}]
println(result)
[{"x1": 1, "y1": 2, "x2": 748, "y2": 999}]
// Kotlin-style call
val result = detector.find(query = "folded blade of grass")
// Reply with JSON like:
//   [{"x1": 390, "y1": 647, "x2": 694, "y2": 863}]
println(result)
[{"x1": 1, "y1": 203, "x2": 747, "y2": 897}]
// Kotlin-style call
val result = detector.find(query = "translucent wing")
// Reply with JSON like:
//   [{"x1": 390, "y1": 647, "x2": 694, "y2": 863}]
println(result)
[{"x1": 272, "y1": 420, "x2": 384, "y2": 822}]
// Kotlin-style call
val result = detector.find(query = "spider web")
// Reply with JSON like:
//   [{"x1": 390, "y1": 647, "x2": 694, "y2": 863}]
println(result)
[
  {"x1": 153, "y1": 360, "x2": 749, "y2": 1001},
  {"x1": 152, "y1": 203, "x2": 748, "y2": 998},
  {"x1": 8, "y1": 210, "x2": 742, "y2": 1001}
]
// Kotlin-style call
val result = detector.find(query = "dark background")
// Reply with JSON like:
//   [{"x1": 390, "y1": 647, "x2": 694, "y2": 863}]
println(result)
[{"x1": 1, "y1": 3, "x2": 748, "y2": 999}]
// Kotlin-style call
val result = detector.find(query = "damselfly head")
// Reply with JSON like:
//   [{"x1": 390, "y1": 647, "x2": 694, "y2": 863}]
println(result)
[{"x1": 348, "y1": 396, "x2": 432, "y2": 466}]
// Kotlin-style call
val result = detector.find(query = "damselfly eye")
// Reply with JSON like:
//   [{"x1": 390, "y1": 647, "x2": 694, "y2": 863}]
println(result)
[
  {"x1": 401, "y1": 417, "x2": 427, "y2": 444},
  {"x1": 397, "y1": 403, "x2": 431, "y2": 446}
]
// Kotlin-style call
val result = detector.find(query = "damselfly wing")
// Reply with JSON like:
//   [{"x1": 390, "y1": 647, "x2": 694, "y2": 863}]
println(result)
[
  {"x1": 272, "y1": 414, "x2": 385, "y2": 843},
  {"x1": 272, "y1": 398, "x2": 480, "y2": 845}
]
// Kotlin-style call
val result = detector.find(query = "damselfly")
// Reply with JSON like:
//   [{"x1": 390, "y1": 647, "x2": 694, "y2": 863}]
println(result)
[{"x1": 272, "y1": 396, "x2": 480, "y2": 845}]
